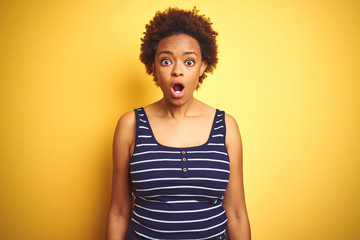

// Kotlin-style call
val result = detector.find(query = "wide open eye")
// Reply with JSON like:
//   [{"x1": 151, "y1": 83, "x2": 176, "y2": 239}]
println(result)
[
  {"x1": 160, "y1": 59, "x2": 172, "y2": 66},
  {"x1": 185, "y1": 59, "x2": 195, "y2": 66}
]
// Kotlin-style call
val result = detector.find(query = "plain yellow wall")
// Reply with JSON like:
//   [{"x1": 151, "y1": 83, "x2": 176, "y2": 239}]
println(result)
[{"x1": 1, "y1": 0, "x2": 359, "y2": 239}]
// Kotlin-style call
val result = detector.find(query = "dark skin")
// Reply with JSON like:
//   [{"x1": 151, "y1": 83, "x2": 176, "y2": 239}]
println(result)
[{"x1": 106, "y1": 34, "x2": 251, "y2": 240}]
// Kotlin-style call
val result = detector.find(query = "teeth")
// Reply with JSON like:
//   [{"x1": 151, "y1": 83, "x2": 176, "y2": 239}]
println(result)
[{"x1": 175, "y1": 91, "x2": 181, "y2": 93}]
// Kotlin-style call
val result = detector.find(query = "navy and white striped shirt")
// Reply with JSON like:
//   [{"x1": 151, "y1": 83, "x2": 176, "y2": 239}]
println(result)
[{"x1": 130, "y1": 107, "x2": 230, "y2": 240}]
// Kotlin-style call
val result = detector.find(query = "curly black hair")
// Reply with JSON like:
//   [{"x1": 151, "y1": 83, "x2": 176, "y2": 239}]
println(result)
[{"x1": 140, "y1": 7, "x2": 218, "y2": 88}]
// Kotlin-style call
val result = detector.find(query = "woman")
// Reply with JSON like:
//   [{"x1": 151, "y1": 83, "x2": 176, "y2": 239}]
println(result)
[{"x1": 107, "y1": 7, "x2": 251, "y2": 240}]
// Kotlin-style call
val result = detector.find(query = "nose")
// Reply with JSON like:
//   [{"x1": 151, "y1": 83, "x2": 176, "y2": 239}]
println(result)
[{"x1": 171, "y1": 62, "x2": 183, "y2": 77}]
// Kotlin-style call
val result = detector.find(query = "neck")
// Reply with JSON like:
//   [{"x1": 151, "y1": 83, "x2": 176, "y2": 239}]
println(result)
[{"x1": 159, "y1": 97, "x2": 199, "y2": 118}]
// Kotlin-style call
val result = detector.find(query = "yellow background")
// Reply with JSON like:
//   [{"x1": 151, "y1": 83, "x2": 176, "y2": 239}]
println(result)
[{"x1": 1, "y1": 0, "x2": 359, "y2": 239}]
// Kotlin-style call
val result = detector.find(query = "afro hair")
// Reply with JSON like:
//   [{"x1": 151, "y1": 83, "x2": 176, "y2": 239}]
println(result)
[{"x1": 140, "y1": 7, "x2": 218, "y2": 88}]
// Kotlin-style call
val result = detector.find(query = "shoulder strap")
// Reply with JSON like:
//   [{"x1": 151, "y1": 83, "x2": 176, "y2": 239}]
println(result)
[
  {"x1": 207, "y1": 109, "x2": 226, "y2": 146},
  {"x1": 133, "y1": 107, "x2": 157, "y2": 147}
]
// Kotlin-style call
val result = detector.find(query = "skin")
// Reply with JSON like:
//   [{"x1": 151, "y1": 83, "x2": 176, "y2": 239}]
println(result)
[{"x1": 106, "y1": 34, "x2": 251, "y2": 239}]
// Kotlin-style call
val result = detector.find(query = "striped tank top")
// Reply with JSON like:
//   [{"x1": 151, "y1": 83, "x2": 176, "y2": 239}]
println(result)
[{"x1": 130, "y1": 107, "x2": 230, "y2": 240}]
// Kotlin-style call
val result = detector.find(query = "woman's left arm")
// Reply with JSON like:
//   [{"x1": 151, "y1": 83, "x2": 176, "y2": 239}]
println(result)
[{"x1": 223, "y1": 113, "x2": 251, "y2": 240}]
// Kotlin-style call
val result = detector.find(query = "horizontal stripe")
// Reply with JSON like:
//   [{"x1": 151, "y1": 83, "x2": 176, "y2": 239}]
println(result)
[
  {"x1": 136, "y1": 203, "x2": 221, "y2": 213},
  {"x1": 136, "y1": 185, "x2": 226, "y2": 192},
  {"x1": 132, "y1": 151, "x2": 180, "y2": 156},
  {"x1": 138, "y1": 197, "x2": 204, "y2": 204},
  {"x1": 187, "y1": 158, "x2": 229, "y2": 164},
  {"x1": 207, "y1": 143, "x2": 225, "y2": 146},
  {"x1": 186, "y1": 150, "x2": 228, "y2": 156},
  {"x1": 132, "y1": 218, "x2": 227, "y2": 233},
  {"x1": 134, "y1": 229, "x2": 226, "y2": 240},
  {"x1": 131, "y1": 158, "x2": 229, "y2": 165},
  {"x1": 133, "y1": 210, "x2": 226, "y2": 223},
  {"x1": 142, "y1": 194, "x2": 220, "y2": 199},
  {"x1": 130, "y1": 158, "x2": 180, "y2": 165},
  {"x1": 216, "y1": 119, "x2": 223, "y2": 123},
  {"x1": 213, "y1": 125, "x2": 224, "y2": 130},
  {"x1": 139, "y1": 119, "x2": 147, "y2": 123},
  {"x1": 212, "y1": 134, "x2": 224, "y2": 138},
  {"x1": 189, "y1": 168, "x2": 230, "y2": 173},
  {"x1": 131, "y1": 168, "x2": 180, "y2": 174},
  {"x1": 138, "y1": 135, "x2": 152, "y2": 138},
  {"x1": 139, "y1": 126, "x2": 149, "y2": 130},
  {"x1": 136, "y1": 143, "x2": 158, "y2": 147},
  {"x1": 132, "y1": 177, "x2": 229, "y2": 183}
]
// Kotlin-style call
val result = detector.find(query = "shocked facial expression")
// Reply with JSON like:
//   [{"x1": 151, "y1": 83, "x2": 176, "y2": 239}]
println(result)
[{"x1": 152, "y1": 34, "x2": 208, "y2": 104}]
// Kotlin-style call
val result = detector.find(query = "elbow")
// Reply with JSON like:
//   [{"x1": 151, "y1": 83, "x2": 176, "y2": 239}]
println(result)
[{"x1": 226, "y1": 209, "x2": 249, "y2": 223}]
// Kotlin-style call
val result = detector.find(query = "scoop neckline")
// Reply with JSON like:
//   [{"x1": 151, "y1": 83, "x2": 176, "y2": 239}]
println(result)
[{"x1": 140, "y1": 107, "x2": 218, "y2": 150}]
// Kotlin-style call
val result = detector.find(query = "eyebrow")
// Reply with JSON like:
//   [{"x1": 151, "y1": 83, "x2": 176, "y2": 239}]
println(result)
[{"x1": 158, "y1": 51, "x2": 198, "y2": 56}]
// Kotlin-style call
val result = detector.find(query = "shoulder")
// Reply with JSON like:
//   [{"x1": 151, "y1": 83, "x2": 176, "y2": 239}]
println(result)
[
  {"x1": 224, "y1": 112, "x2": 242, "y2": 148},
  {"x1": 224, "y1": 112, "x2": 240, "y2": 137},
  {"x1": 114, "y1": 110, "x2": 136, "y2": 144},
  {"x1": 116, "y1": 110, "x2": 136, "y2": 129},
  {"x1": 224, "y1": 112, "x2": 239, "y2": 130}
]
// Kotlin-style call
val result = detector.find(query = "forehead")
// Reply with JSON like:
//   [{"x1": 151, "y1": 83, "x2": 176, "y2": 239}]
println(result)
[{"x1": 156, "y1": 34, "x2": 201, "y2": 55}]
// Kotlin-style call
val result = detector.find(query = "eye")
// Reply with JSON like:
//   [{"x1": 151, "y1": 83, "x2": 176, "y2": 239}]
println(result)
[
  {"x1": 160, "y1": 59, "x2": 172, "y2": 66},
  {"x1": 185, "y1": 59, "x2": 195, "y2": 66}
]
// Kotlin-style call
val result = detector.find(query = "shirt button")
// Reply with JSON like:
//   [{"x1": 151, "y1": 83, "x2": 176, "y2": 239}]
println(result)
[
  {"x1": 182, "y1": 151, "x2": 186, "y2": 154},
  {"x1": 182, "y1": 158, "x2": 187, "y2": 162},
  {"x1": 183, "y1": 168, "x2": 187, "y2": 172}
]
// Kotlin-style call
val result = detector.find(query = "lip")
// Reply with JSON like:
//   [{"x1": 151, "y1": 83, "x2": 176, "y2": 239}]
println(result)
[{"x1": 170, "y1": 81, "x2": 185, "y2": 99}]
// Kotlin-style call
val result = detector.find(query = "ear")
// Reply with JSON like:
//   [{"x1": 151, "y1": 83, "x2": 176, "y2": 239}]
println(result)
[{"x1": 199, "y1": 61, "x2": 208, "y2": 76}]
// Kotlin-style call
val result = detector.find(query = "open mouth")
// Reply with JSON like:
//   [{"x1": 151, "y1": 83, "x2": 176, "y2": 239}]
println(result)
[
  {"x1": 172, "y1": 82, "x2": 184, "y2": 93},
  {"x1": 171, "y1": 81, "x2": 185, "y2": 98}
]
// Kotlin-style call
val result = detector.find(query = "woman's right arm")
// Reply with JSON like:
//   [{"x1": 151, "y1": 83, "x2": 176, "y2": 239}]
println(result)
[{"x1": 106, "y1": 111, "x2": 136, "y2": 240}]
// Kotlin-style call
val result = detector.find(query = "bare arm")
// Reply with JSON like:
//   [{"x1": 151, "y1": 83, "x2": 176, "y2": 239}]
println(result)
[
  {"x1": 106, "y1": 111, "x2": 136, "y2": 240},
  {"x1": 223, "y1": 114, "x2": 251, "y2": 240}
]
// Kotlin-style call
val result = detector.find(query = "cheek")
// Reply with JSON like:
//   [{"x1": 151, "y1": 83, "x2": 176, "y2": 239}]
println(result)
[
  {"x1": 156, "y1": 69, "x2": 170, "y2": 82},
  {"x1": 155, "y1": 63, "x2": 169, "y2": 75},
  {"x1": 192, "y1": 67, "x2": 203, "y2": 79},
  {"x1": 156, "y1": 70, "x2": 170, "y2": 89}
]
